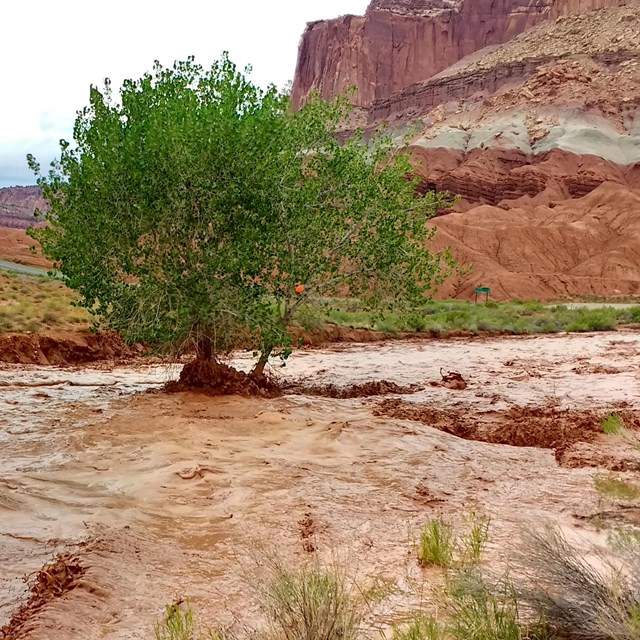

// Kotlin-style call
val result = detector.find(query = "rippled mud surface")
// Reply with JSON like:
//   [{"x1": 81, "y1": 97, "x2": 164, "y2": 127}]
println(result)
[{"x1": 1, "y1": 333, "x2": 639, "y2": 638}]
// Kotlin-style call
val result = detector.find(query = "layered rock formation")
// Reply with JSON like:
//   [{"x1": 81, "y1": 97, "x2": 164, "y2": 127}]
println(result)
[
  {"x1": 292, "y1": 0, "x2": 627, "y2": 110},
  {"x1": 371, "y1": 3, "x2": 640, "y2": 124},
  {"x1": 0, "y1": 186, "x2": 45, "y2": 229},
  {"x1": 293, "y1": 1, "x2": 640, "y2": 300},
  {"x1": 412, "y1": 147, "x2": 640, "y2": 206}
]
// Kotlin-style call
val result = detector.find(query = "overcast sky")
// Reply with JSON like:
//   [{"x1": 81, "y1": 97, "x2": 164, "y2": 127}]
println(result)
[{"x1": 0, "y1": 0, "x2": 369, "y2": 188}]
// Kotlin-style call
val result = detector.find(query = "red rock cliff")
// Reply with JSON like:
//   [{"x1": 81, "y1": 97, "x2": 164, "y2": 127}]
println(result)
[{"x1": 292, "y1": 0, "x2": 627, "y2": 109}]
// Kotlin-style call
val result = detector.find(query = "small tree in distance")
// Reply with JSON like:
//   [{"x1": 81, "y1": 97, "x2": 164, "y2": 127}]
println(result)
[{"x1": 28, "y1": 54, "x2": 454, "y2": 387}]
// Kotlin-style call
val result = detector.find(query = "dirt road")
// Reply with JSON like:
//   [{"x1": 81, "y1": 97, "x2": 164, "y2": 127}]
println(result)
[{"x1": 1, "y1": 333, "x2": 639, "y2": 638}]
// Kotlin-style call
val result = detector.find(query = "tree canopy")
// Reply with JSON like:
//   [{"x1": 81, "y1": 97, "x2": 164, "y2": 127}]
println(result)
[{"x1": 29, "y1": 54, "x2": 453, "y2": 378}]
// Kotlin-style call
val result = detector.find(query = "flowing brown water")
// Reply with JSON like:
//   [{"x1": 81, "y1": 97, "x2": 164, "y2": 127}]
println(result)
[{"x1": 1, "y1": 333, "x2": 639, "y2": 639}]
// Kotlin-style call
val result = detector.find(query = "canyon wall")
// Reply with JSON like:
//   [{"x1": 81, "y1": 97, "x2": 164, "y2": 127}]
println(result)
[{"x1": 292, "y1": 0, "x2": 627, "y2": 109}]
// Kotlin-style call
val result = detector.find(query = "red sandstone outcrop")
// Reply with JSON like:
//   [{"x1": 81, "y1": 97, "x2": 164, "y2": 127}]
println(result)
[
  {"x1": 292, "y1": 0, "x2": 628, "y2": 110},
  {"x1": 411, "y1": 147, "x2": 640, "y2": 206}
]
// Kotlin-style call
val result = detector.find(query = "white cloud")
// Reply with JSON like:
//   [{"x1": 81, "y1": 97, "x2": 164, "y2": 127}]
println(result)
[{"x1": 0, "y1": 0, "x2": 368, "y2": 187}]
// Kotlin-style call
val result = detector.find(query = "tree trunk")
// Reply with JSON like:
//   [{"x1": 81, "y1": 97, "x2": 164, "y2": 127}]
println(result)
[
  {"x1": 196, "y1": 335, "x2": 213, "y2": 361},
  {"x1": 251, "y1": 351, "x2": 270, "y2": 381}
]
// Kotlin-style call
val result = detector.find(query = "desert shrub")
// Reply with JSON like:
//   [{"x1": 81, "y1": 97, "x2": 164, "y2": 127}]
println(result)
[
  {"x1": 374, "y1": 314, "x2": 403, "y2": 333},
  {"x1": 513, "y1": 526, "x2": 640, "y2": 640},
  {"x1": 417, "y1": 518, "x2": 455, "y2": 567},
  {"x1": 405, "y1": 312, "x2": 428, "y2": 332},
  {"x1": 261, "y1": 560, "x2": 363, "y2": 640},
  {"x1": 565, "y1": 309, "x2": 617, "y2": 332},
  {"x1": 445, "y1": 567, "x2": 534, "y2": 640}
]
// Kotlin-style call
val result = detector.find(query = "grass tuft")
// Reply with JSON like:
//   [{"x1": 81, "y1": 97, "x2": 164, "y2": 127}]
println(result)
[
  {"x1": 461, "y1": 513, "x2": 491, "y2": 565},
  {"x1": 445, "y1": 568, "x2": 532, "y2": 640},
  {"x1": 393, "y1": 615, "x2": 447, "y2": 640},
  {"x1": 602, "y1": 412, "x2": 625, "y2": 435},
  {"x1": 417, "y1": 518, "x2": 455, "y2": 568}
]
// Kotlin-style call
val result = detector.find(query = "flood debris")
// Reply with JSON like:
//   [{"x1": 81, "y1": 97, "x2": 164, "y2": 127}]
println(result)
[
  {"x1": 0, "y1": 554, "x2": 85, "y2": 640},
  {"x1": 429, "y1": 369, "x2": 468, "y2": 390}
]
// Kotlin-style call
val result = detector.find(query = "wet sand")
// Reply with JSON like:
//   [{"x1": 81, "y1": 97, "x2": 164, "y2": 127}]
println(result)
[{"x1": 1, "y1": 332, "x2": 639, "y2": 638}]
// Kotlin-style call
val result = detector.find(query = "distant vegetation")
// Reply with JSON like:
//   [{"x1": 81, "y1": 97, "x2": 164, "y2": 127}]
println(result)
[
  {"x1": 307, "y1": 299, "x2": 640, "y2": 337},
  {"x1": 3, "y1": 269, "x2": 640, "y2": 338}
]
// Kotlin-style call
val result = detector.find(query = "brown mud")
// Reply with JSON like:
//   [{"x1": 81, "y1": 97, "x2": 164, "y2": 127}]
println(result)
[
  {"x1": 374, "y1": 399, "x2": 640, "y2": 468},
  {"x1": 164, "y1": 359, "x2": 419, "y2": 398},
  {"x1": 0, "y1": 332, "x2": 140, "y2": 366},
  {"x1": 0, "y1": 555, "x2": 85, "y2": 640},
  {"x1": 287, "y1": 379, "x2": 421, "y2": 398},
  {"x1": 166, "y1": 358, "x2": 274, "y2": 397},
  {"x1": 2, "y1": 332, "x2": 640, "y2": 638}
]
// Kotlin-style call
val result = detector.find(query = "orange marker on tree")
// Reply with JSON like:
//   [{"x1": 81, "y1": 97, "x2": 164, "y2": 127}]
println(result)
[{"x1": 295, "y1": 283, "x2": 305, "y2": 294}]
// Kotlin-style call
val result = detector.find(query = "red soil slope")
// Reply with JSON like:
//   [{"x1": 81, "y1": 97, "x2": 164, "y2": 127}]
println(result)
[
  {"x1": 431, "y1": 183, "x2": 640, "y2": 300},
  {"x1": 0, "y1": 227, "x2": 50, "y2": 268}
]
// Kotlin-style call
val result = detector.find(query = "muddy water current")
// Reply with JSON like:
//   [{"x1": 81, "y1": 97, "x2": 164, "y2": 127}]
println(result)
[{"x1": 1, "y1": 332, "x2": 639, "y2": 638}]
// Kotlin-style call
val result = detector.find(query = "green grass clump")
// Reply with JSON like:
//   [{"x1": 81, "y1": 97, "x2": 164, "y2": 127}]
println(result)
[
  {"x1": 602, "y1": 412, "x2": 625, "y2": 435},
  {"x1": 594, "y1": 474, "x2": 640, "y2": 501},
  {"x1": 445, "y1": 569, "x2": 530, "y2": 640},
  {"x1": 417, "y1": 518, "x2": 455, "y2": 568},
  {"x1": 417, "y1": 513, "x2": 490, "y2": 569},
  {"x1": 461, "y1": 513, "x2": 491, "y2": 565}
]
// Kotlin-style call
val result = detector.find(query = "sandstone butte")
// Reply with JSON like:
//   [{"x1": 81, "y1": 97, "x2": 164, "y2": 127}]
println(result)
[
  {"x1": 291, "y1": 0, "x2": 640, "y2": 301},
  {"x1": 291, "y1": 0, "x2": 626, "y2": 110}
]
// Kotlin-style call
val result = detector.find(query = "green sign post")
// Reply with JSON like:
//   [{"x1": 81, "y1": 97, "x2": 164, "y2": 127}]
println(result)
[{"x1": 474, "y1": 287, "x2": 491, "y2": 303}]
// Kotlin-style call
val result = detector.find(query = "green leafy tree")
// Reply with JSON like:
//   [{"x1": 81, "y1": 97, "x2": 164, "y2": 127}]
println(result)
[{"x1": 28, "y1": 55, "x2": 453, "y2": 381}]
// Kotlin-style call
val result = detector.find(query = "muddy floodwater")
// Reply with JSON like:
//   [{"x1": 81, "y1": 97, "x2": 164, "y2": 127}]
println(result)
[{"x1": 1, "y1": 333, "x2": 640, "y2": 639}]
